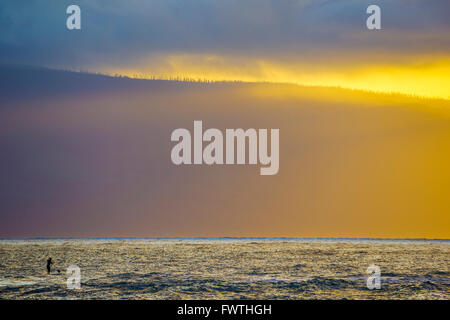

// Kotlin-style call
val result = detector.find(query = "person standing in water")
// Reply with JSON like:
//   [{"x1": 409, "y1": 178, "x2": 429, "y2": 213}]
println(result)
[{"x1": 46, "y1": 257, "x2": 53, "y2": 274}]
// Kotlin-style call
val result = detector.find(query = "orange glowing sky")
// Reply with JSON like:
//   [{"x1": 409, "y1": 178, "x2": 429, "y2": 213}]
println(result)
[
  {"x1": 2, "y1": 1, "x2": 450, "y2": 101},
  {"x1": 100, "y1": 53, "x2": 450, "y2": 100},
  {"x1": 1, "y1": 66, "x2": 450, "y2": 238}
]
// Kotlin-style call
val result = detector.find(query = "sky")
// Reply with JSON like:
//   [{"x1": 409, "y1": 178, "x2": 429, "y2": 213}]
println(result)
[
  {"x1": 0, "y1": 0, "x2": 449, "y2": 98},
  {"x1": 0, "y1": 1, "x2": 449, "y2": 239},
  {"x1": 1, "y1": 66, "x2": 449, "y2": 239}
]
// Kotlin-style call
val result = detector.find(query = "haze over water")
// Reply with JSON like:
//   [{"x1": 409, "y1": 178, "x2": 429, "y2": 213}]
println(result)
[{"x1": 0, "y1": 239, "x2": 448, "y2": 299}]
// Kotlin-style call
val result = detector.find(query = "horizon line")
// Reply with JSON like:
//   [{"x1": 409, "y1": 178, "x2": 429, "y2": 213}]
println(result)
[
  {"x1": 74, "y1": 68, "x2": 450, "y2": 102},
  {"x1": 5, "y1": 63, "x2": 450, "y2": 102},
  {"x1": 1, "y1": 237, "x2": 449, "y2": 241}
]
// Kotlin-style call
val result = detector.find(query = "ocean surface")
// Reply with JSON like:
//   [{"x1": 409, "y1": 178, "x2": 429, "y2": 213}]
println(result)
[{"x1": 0, "y1": 238, "x2": 448, "y2": 299}]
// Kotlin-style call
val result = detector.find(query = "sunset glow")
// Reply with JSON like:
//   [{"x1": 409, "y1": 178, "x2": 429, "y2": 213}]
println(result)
[
  {"x1": 102, "y1": 54, "x2": 450, "y2": 100},
  {"x1": 1, "y1": 0, "x2": 450, "y2": 239}
]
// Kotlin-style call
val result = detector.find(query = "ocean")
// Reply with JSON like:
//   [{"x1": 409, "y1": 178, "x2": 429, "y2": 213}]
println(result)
[{"x1": 0, "y1": 239, "x2": 448, "y2": 299}]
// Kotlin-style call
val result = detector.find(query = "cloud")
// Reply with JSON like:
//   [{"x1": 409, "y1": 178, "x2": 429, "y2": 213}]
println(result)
[{"x1": 0, "y1": 0, "x2": 449, "y2": 69}]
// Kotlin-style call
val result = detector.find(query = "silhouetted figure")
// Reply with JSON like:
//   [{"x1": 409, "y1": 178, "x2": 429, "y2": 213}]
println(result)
[{"x1": 47, "y1": 257, "x2": 53, "y2": 274}]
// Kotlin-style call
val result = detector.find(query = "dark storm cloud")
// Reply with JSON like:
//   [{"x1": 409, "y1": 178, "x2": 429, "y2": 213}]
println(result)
[{"x1": 0, "y1": 0, "x2": 449, "y2": 69}]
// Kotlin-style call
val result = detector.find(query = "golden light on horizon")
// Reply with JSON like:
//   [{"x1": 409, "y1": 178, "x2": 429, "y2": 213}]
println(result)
[{"x1": 98, "y1": 54, "x2": 450, "y2": 100}]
